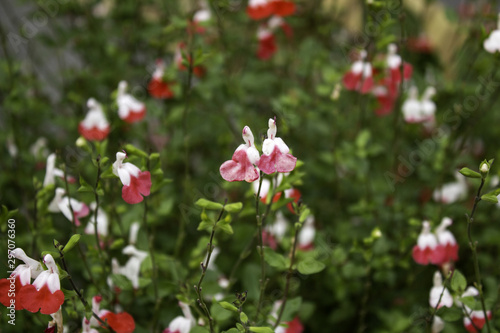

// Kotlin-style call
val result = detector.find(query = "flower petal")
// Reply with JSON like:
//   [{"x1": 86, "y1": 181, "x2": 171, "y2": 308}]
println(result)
[
  {"x1": 100, "y1": 311, "x2": 136, "y2": 333},
  {"x1": 220, "y1": 149, "x2": 259, "y2": 182},
  {"x1": 19, "y1": 284, "x2": 64, "y2": 315}
]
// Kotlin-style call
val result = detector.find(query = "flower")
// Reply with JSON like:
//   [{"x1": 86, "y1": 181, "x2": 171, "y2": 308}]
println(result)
[
  {"x1": 220, "y1": 126, "x2": 260, "y2": 182},
  {"x1": 48, "y1": 188, "x2": 90, "y2": 226},
  {"x1": 435, "y1": 217, "x2": 459, "y2": 263},
  {"x1": 386, "y1": 43, "x2": 413, "y2": 89},
  {"x1": 432, "y1": 316, "x2": 445, "y2": 333},
  {"x1": 84, "y1": 202, "x2": 109, "y2": 244},
  {"x1": 163, "y1": 302, "x2": 195, "y2": 333},
  {"x1": 342, "y1": 50, "x2": 373, "y2": 94},
  {"x1": 116, "y1": 81, "x2": 146, "y2": 123},
  {"x1": 284, "y1": 187, "x2": 301, "y2": 213},
  {"x1": 78, "y1": 98, "x2": 110, "y2": 141},
  {"x1": 247, "y1": 0, "x2": 274, "y2": 20},
  {"x1": 148, "y1": 59, "x2": 174, "y2": 99},
  {"x1": 257, "y1": 26, "x2": 277, "y2": 60},
  {"x1": 113, "y1": 152, "x2": 152, "y2": 204},
  {"x1": 88, "y1": 295, "x2": 136, "y2": 333},
  {"x1": 412, "y1": 221, "x2": 445, "y2": 265},
  {"x1": 19, "y1": 254, "x2": 65, "y2": 315},
  {"x1": 247, "y1": 0, "x2": 295, "y2": 20},
  {"x1": 190, "y1": 1, "x2": 211, "y2": 34},
  {"x1": 276, "y1": 317, "x2": 304, "y2": 333},
  {"x1": 298, "y1": 215, "x2": 315, "y2": 251},
  {"x1": 258, "y1": 118, "x2": 297, "y2": 174},
  {"x1": 429, "y1": 271, "x2": 453, "y2": 308},
  {"x1": 252, "y1": 175, "x2": 283, "y2": 204},
  {"x1": 0, "y1": 248, "x2": 43, "y2": 310},
  {"x1": 262, "y1": 211, "x2": 289, "y2": 249},
  {"x1": 433, "y1": 172, "x2": 468, "y2": 204},
  {"x1": 459, "y1": 287, "x2": 493, "y2": 332},
  {"x1": 43, "y1": 153, "x2": 76, "y2": 187},
  {"x1": 402, "y1": 86, "x2": 422, "y2": 123},
  {"x1": 484, "y1": 14, "x2": 500, "y2": 53}
]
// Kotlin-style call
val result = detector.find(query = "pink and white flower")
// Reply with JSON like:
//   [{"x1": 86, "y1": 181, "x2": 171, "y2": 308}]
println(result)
[
  {"x1": 258, "y1": 118, "x2": 297, "y2": 175},
  {"x1": 412, "y1": 221, "x2": 445, "y2": 265},
  {"x1": 78, "y1": 98, "x2": 110, "y2": 141},
  {"x1": 220, "y1": 126, "x2": 260, "y2": 182},
  {"x1": 19, "y1": 254, "x2": 65, "y2": 315},
  {"x1": 429, "y1": 271, "x2": 453, "y2": 308},
  {"x1": 116, "y1": 81, "x2": 146, "y2": 123},
  {"x1": 113, "y1": 152, "x2": 152, "y2": 204},
  {"x1": 48, "y1": 188, "x2": 90, "y2": 226},
  {"x1": 298, "y1": 215, "x2": 315, "y2": 251}
]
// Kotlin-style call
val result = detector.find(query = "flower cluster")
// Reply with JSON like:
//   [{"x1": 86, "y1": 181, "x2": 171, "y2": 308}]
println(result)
[
  {"x1": 401, "y1": 86, "x2": 436, "y2": 126},
  {"x1": 220, "y1": 118, "x2": 297, "y2": 182},
  {"x1": 343, "y1": 44, "x2": 413, "y2": 116},
  {"x1": 412, "y1": 218, "x2": 459, "y2": 266},
  {"x1": 247, "y1": 0, "x2": 295, "y2": 60},
  {"x1": 0, "y1": 250, "x2": 64, "y2": 315}
]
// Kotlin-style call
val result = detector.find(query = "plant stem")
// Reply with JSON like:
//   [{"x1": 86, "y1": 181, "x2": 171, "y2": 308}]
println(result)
[
  {"x1": 92, "y1": 155, "x2": 105, "y2": 266},
  {"x1": 195, "y1": 202, "x2": 227, "y2": 333},
  {"x1": 255, "y1": 172, "x2": 266, "y2": 320},
  {"x1": 273, "y1": 223, "x2": 301, "y2": 329},
  {"x1": 466, "y1": 177, "x2": 491, "y2": 333},
  {"x1": 55, "y1": 243, "x2": 115, "y2": 333}
]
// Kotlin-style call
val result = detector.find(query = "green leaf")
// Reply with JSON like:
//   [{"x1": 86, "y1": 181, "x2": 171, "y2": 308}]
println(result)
[
  {"x1": 195, "y1": 198, "x2": 224, "y2": 210},
  {"x1": 219, "y1": 301, "x2": 238, "y2": 312},
  {"x1": 299, "y1": 208, "x2": 310, "y2": 223},
  {"x1": 190, "y1": 327, "x2": 210, "y2": 333},
  {"x1": 198, "y1": 220, "x2": 214, "y2": 232},
  {"x1": 481, "y1": 193, "x2": 498, "y2": 203},
  {"x1": 450, "y1": 270, "x2": 467, "y2": 292},
  {"x1": 61, "y1": 288, "x2": 77, "y2": 300},
  {"x1": 78, "y1": 176, "x2": 94, "y2": 193},
  {"x1": 279, "y1": 297, "x2": 302, "y2": 322},
  {"x1": 459, "y1": 296, "x2": 477, "y2": 311},
  {"x1": 297, "y1": 258, "x2": 325, "y2": 275},
  {"x1": 224, "y1": 202, "x2": 243, "y2": 213},
  {"x1": 109, "y1": 239, "x2": 125, "y2": 250},
  {"x1": 249, "y1": 327, "x2": 274, "y2": 333},
  {"x1": 240, "y1": 312, "x2": 248, "y2": 324},
  {"x1": 124, "y1": 144, "x2": 149, "y2": 158},
  {"x1": 263, "y1": 247, "x2": 288, "y2": 271},
  {"x1": 217, "y1": 220, "x2": 234, "y2": 235},
  {"x1": 223, "y1": 329, "x2": 240, "y2": 333},
  {"x1": 436, "y1": 305, "x2": 462, "y2": 321},
  {"x1": 236, "y1": 323, "x2": 245, "y2": 332},
  {"x1": 62, "y1": 234, "x2": 81, "y2": 254},
  {"x1": 459, "y1": 167, "x2": 481, "y2": 179}
]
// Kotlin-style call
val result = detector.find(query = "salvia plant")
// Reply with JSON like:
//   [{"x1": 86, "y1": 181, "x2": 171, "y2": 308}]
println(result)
[{"x1": 3, "y1": 0, "x2": 500, "y2": 332}]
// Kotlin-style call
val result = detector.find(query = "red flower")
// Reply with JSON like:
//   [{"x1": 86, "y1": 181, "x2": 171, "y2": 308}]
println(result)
[
  {"x1": 435, "y1": 217, "x2": 459, "y2": 263},
  {"x1": 412, "y1": 221, "x2": 445, "y2": 265},
  {"x1": 99, "y1": 311, "x2": 136, "y2": 333},
  {"x1": 257, "y1": 27, "x2": 277, "y2": 60},
  {"x1": 19, "y1": 255, "x2": 64, "y2": 315},
  {"x1": 148, "y1": 60, "x2": 175, "y2": 99},
  {"x1": 78, "y1": 98, "x2": 110, "y2": 141},
  {"x1": 117, "y1": 81, "x2": 146, "y2": 123},
  {"x1": 220, "y1": 126, "x2": 260, "y2": 182},
  {"x1": 258, "y1": 118, "x2": 297, "y2": 174},
  {"x1": 113, "y1": 152, "x2": 152, "y2": 204},
  {"x1": 247, "y1": 0, "x2": 295, "y2": 20},
  {"x1": 342, "y1": 50, "x2": 373, "y2": 94},
  {"x1": 285, "y1": 188, "x2": 301, "y2": 214},
  {"x1": 272, "y1": 0, "x2": 296, "y2": 17}
]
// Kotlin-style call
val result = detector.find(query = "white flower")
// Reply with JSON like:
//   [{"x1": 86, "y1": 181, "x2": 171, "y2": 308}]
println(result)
[{"x1": 429, "y1": 271, "x2": 453, "y2": 308}]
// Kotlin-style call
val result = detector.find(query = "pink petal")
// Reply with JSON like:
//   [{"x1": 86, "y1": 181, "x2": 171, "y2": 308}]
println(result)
[
  {"x1": 121, "y1": 172, "x2": 152, "y2": 204},
  {"x1": 359, "y1": 76, "x2": 374, "y2": 94},
  {"x1": 258, "y1": 145, "x2": 297, "y2": 175},
  {"x1": 220, "y1": 149, "x2": 259, "y2": 182}
]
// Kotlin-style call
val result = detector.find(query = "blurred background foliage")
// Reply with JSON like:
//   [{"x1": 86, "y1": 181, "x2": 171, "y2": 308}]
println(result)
[{"x1": 2, "y1": 0, "x2": 500, "y2": 332}]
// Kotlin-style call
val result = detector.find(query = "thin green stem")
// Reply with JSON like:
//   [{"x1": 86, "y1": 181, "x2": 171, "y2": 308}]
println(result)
[
  {"x1": 273, "y1": 223, "x2": 301, "y2": 329},
  {"x1": 92, "y1": 155, "x2": 105, "y2": 265},
  {"x1": 195, "y1": 202, "x2": 227, "y2": 333},
  {"x1": 466, "y1": 177, "x2": 491, "y2": 333},
  {"x1": 55, "y1": 242, "x2": 115, "y2": 333}
]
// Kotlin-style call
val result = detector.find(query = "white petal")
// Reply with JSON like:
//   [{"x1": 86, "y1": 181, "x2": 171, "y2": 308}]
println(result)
[
  {"x1": 274, "y1": 137, "x2": 289, "y2": 154},
  {"x1": 262, "y1": 139, "x2": 275, "y2": 156}
]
